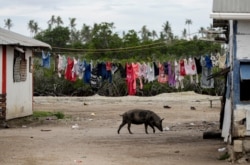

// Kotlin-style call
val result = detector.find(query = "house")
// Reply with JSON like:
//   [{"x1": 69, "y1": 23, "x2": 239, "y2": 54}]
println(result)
[
  {"x1": 210, "y1": 0, "x2": 250, "y2": 161},
  {"x1": 0, "y1": 27, "x2": 51, "y2": 122}
]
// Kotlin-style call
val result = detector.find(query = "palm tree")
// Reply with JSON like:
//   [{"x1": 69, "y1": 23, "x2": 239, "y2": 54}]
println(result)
[
  {"x1": 28, "y1": 20, "x2": 40, "y2": 37},
  {"x1": 151, "y1": 30, "x2": 158, "y2": 40},
  {"x1": 182, "y1": 28, "x2": 187, "y2": 39},
  {"x1": 47, "y1": 15, "x2": 56, "y2": 29},
  {"x1": 4, "y1": 18, "x2": 13, "y2": 30},
  {"x1": 28, "y1": 20, "x2": 35, "y2": 36},
  {"x1": 162, "y1": 21, "x2": 173, "y2": 42},
  {"x1": 139, "y1": 25, "x2": 151, "y2": 42},
  {"x1": 33, "y1": 22, "x2": 39, "y2": 35},
  {"x1": 81, "y1": 23, "x2": 92, "y2": 43},
  {"x1": 56, "y1": 16, "x2": 63, "y2": 27},
  {"x1": 185, "y1": 19, "x2": 192, "y2": 39},
  {"x1": 69, "y1": 17, "x2": 76, "y2": 30},
  {"x1": 68, "y1": 18, "x2": 77, "y2": 43}
]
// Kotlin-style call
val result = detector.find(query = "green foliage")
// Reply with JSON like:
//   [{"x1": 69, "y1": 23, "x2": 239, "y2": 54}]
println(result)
[
  {"x1": 218, "y1": 152, "x2": 230, "y2": 160},
  {"x1": 33, "y1": 19, "x2": 225, "y2": 97},
  {"x1": 33, "y1": 111, "x2": 65, "y2": 119},
  {"x1": 35, "y1": 26, "x2": 70, "y2": 47},
  {"x1": 53, "y1": 112, "x2": 65, "y2": 119}
]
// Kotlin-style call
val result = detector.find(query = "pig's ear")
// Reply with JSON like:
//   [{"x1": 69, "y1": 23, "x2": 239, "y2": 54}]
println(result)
[{"x1": 161, "y1": 118, "x2": 164, "y2": 122}]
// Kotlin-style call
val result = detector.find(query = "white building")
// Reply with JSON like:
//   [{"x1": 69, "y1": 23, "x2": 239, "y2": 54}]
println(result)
[
  {"x1": 211, "y1": 0, "x2": 250, "y2": 161},
  {"x1": 0, "y1": 27, "x2": 51, "y2": 121}
]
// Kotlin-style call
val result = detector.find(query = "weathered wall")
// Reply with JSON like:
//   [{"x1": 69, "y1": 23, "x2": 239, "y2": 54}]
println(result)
[{"x1": 5, "y1": 47, "x2": 33, "y2": 120}]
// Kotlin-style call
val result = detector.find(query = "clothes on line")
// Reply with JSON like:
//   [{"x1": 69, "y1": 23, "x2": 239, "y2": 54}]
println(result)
[{"x1": 40, "y1": 52, "x2": 226, "y2": 95}]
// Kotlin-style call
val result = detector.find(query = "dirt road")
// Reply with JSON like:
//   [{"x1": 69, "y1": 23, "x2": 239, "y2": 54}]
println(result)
[{"x1": 0, "y1": 92, "x2": 233, "y2": 165}]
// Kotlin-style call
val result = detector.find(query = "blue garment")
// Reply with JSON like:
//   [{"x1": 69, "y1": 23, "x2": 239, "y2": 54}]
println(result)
[
  {"x1": 205, "y1": 55, "x2": 213, "y2": 69},
  {"x1": 200, "y1": 56, "x2": 214, "y2": 88},
  {"x1": 83, "y1": 61, "x2": 91, "y2": 84},
  {"x1": 163, "y1": 62, "x2": 168, "y2": 75},
  {"x1": 78, "y1": 60, "x2": 86, "y2": 74},
  {"x1": 41, "y1": 51, "x2": 51, "y2": 68},
  {"x1": 106, "y1": 70, "x2": 112, "y2": 83},
  {"x1": 101, "y1": 62, "x2": 108, "y2": 80}
]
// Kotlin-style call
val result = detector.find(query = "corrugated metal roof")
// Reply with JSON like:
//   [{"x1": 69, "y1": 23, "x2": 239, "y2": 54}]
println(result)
[
  {"x1": 0, "y1": 27, "x2": 51, "y2": 49},
  {"x1": 213, "y1": 0, "x2": 250, "y2": 13}
]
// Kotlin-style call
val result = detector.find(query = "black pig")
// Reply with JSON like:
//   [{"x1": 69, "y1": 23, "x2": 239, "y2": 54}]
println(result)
[{"x1": 117, "y1": 109, "x2": 164, "y2": 134}]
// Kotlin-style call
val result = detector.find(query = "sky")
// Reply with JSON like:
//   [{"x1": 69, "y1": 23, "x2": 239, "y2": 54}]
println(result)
[{"x1": 0, "y1": 0, "x2": 214, "y2": 38}]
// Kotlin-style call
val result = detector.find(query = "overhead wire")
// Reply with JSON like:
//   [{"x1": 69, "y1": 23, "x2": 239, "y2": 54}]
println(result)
[{"x1": 51, "y1": 41, "x2": 167, "y2": 54}]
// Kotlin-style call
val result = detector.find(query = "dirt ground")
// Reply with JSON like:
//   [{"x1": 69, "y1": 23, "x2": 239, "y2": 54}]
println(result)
[{"x1": 0, "y1": 91, "x2": 237, "y2": 165}]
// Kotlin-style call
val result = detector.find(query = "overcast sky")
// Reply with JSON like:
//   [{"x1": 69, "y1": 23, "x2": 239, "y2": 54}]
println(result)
[{"x1": 0, "y1": 0, "x2": 213, "y2": 38}]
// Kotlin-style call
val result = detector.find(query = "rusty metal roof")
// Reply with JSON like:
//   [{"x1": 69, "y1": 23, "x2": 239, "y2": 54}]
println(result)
[{"x1": 0, "y1": 27, "x2": 51, "y2": 49}]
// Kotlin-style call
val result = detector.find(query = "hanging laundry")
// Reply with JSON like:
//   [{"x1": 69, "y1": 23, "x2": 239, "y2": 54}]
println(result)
[
  {"x1": 64, "y1": 57, "x2": 77, "y2": 82},
  {"x1": 200, "y1": 56, "x2": 214, "y2": 88},
  {"x1": 174, "y1": 60, "x2": 184, "y2": 89},
  {"x1": 163, "y1": 62, "x2": 168, "y2": 75},
  {"x1": 83, "y1": 61, "x2": 91, "y2": 84},
  {"x1": 194, "y1": 57, "x2": 202, "y2": 74},
  {"x1": 126, "y1": 63, "x2": 136, "y2": 95},
  {"x1": 41, "y1": 50, "x2": 51, "y2": 68},
  {"x1": 179, "y1": 59, "x2": 186, "y2": 76},
  {"x1": 106, "y1": 61, "x2": 112, "y2": 83},
  {"x1": 167, "y1": 61, "x2": 176, "y2": 87},
  {"x1": 132, "y1": 62, "x2": 139, "y2": 91},
  {"x1": 138, "y1": 62, "x2": 147, "y2": 89},
  {"x1": 158, "y1": 62, "x2": 168, "y2": 83},
  {"x1": 205, "y1": 54, "x2": 213, "y2": 69},
  {"x1": 77, "y1": 59, "x2": 85, "y2": 79},
  {"x1": 153, "y1": 62, "x2": 159, "y2": 77},
  {"x1": 71, "y1": 57, "x2": 79, "y2": 79},
  {"x1": 184, "y1": 57, "x2": 198, "y2": 84},
  {"x1": 118, "y1": 63, "x2": 126, "y2": 78},
  {"x1": 90, "y1": 66, "x2": 100, "y2": 92},
  {"x1": 111, "y1": 63, "x2": 118, "y2": 74},
  {"x1": 146, "y1": 62, "x2": 155, "y2": 82},
  {"x1": 57, "y1": 54, "x2": 66, "y2": 78}
]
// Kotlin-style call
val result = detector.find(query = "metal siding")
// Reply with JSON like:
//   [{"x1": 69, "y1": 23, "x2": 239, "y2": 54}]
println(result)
[{"x1": 213, "y1": 0, "x2": 250, "y2": 13}]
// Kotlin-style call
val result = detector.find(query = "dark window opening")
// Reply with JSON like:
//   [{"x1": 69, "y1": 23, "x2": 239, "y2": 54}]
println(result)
[
  {"x1": 13, "y1": 49, "x2": 27, "y2": 82},
  {"x1": 240, "y1": 62, "x2": 250, "y2": 101},
  {"x1": 240, "y1": 80, "x2": 250, "y2": 101}
]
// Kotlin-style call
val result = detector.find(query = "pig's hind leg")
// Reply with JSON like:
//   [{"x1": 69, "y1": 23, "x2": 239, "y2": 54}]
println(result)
[
  {"x1": 127, "y1": 122, "x2": 133, "y2": 134},
  {"x1": 117, "y1": 121, "x2": 127, "y2": 134}
]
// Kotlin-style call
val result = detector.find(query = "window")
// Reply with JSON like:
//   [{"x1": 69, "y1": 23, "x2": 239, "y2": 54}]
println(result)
[
  {"x1": 240, "y1": 62, "x2": 250, "y2": 101},
  {"x1": 13, "y1": 49, "x2": 27, "y2": 82}
]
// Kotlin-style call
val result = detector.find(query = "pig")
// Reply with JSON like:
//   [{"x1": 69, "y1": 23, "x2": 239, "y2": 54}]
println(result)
[{"x1": 117, "y1": 109, "x2": 164, "y2": 134}]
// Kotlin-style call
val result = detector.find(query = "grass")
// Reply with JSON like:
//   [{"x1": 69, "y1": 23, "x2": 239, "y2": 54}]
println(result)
[
  {"x1": 218, "y1": 152, "x2": 230, "y2": 160},
  {"x1": 33, "y1": 111, "x2": 65, "y2": 119}
]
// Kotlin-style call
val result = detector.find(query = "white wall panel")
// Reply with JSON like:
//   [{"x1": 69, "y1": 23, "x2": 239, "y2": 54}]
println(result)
[{"x1": 6, "y1": 47, "x2": 33, "y2": 120}]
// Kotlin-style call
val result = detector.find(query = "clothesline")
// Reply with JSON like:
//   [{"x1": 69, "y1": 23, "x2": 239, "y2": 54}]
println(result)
[{"x1": 40, "y1": 51, "x2": 228, "y2": 95}]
